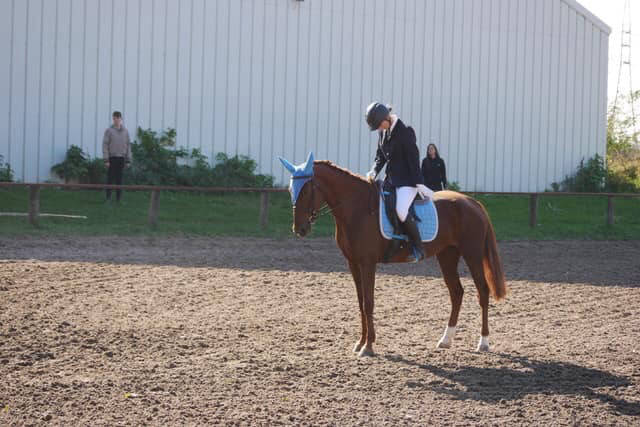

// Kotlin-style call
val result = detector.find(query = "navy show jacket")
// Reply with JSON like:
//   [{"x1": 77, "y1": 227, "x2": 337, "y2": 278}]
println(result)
[{"x1": 371, "y1": 118, "x2": 423, "y2": 188}]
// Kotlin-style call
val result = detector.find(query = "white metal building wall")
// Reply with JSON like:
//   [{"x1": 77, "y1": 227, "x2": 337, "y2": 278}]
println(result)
[{"x1": 0, "y1": 0, "x2": 610, "y2": 191}]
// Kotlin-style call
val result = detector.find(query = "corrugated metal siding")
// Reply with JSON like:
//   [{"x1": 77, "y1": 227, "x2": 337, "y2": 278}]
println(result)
[{"x1": 0, "y1": 0, "x2": 610, "y2": 191}]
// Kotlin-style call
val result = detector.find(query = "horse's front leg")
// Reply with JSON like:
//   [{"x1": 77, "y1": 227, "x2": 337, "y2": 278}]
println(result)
[
  {"x1": 357, "y1": 262, "x2": 377, "y2": 357},
  {"x1": 347, "y1": 260, "x2": 366, "y2": 353}
]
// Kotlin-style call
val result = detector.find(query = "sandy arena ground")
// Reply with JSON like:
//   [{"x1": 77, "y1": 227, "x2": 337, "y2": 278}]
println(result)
[{"x1": 1, "y1": 236, "x2": 639, "y2": 425}]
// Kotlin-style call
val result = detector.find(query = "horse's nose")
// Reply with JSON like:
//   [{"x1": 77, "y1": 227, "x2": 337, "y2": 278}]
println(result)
[{"x1": 296, "y1": 223, "x2": 310, "y2": 237}]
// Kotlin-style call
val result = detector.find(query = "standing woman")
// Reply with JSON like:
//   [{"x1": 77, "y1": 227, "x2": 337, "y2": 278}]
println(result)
[
  {"x1": 365, "y1": 102, "x2": 433, "y2": 262},
  {"x1": 421, "y1": 143, "x2": 447, "y2": 191}
]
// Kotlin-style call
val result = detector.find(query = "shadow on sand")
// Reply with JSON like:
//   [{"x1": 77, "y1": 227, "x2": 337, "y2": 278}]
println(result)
[
  {"x1": 1, "y1": 237, "x2": 638, "y2": 287},
  {"x1": 384, "y1": 352, "x2": 640, "y2": 416}
]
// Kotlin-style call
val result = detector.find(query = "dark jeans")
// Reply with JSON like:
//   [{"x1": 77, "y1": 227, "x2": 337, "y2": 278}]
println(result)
[{"x1": 106, "y1": 157, "x2": 125, "y2": 201}]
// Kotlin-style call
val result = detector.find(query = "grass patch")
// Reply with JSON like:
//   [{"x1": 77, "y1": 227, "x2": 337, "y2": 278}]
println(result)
[
  {"x1": 0, "y1": 187, "x2": 334, "y2": 238},
  {"x1": 475, "y1": 194, "x2": 640, "y2": 240},
  {"x1": 1, "y1": 188, "x2": 639, "y2": 240}
]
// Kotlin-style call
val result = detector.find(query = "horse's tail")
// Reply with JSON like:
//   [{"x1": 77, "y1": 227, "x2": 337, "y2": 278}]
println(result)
[{"x1": 482, "y1": 218, "x2": 507, "y2": 300}]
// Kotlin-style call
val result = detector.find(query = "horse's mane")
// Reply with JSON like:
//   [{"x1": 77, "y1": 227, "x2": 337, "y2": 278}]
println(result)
[{"x1": 313, "y1": 160, "x2": 368, "y2": 184}]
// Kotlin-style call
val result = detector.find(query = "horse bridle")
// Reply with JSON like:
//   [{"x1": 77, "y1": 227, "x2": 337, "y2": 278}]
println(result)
[
  {"x1": 293, "y1": 176, "x2": 372, "y2": 225},
  {"x1": 292, "y1": 175, "x2": 321, "y2": 224}
]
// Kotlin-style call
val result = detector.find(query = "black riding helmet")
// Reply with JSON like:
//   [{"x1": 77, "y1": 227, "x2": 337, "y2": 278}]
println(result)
[{"x1": 365, "y1": 102, "x2": 390, "y2": 131}]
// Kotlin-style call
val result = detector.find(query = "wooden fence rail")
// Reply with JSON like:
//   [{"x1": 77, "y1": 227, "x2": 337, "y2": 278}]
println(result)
[
  {"x1": 0, "y1": 182, "x2": 287, "y2": 228},
  {"x1": 460, "y1": 190, "x2": 640, "y2": 227},
  {"x1": 1, "y1": 182, "x2": 638, "y2": 229}
]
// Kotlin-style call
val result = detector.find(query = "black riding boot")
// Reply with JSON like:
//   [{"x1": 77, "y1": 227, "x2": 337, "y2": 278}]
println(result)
[
  {"x1": 382, "y1": 238, "x2": 403, "y2": 263},
  {"x1": 402, "y1": 215, "x2": 424, "y2": 263},
  {"x1": 382, "y1": 190, "x2": 404, "y2": 263}
]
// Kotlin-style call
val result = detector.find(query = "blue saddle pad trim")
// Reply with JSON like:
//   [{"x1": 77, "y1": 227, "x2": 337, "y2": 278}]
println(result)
[{"x1": 379, "y1": 195, "x2": 439, "y2": 242}]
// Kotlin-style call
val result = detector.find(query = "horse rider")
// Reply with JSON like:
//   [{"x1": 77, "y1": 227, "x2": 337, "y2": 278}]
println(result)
[{"x1": 365, "y1": 102, "x2": 433, "y2": 262}]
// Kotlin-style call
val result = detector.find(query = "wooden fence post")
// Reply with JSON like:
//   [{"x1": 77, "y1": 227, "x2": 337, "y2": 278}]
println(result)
[
  {"x1": 148, "y1": 190, "x2": 160, "y2": 228},
  {"x1": 529, "y1": 194, "x2": 538, "y2": 228},
  {"x1": 28, "y1": 185, "x2": 41, "y2": 227},
  {"x1": 259, "y1": 191, "x2": 269, "y2": 229},
  {"x1": 607, "y1": 195, "x2": 614, "y2": 226}
]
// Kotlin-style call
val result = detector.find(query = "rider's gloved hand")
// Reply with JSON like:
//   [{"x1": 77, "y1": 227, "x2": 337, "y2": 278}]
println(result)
[
  {"x1": 416, "y1": 184, "x2": 434, "y2": 201},
  {"x1": 366, "y1": 170, "x2": 377, "y2": 182}
]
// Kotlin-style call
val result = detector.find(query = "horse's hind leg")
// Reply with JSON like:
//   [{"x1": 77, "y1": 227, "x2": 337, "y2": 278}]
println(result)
[
  {"x1": 436, "y1": 246, "x2": 463, "y2": 349},
  {"x1": 461, "y1": 251, "x2": 491, "y2": 352}
]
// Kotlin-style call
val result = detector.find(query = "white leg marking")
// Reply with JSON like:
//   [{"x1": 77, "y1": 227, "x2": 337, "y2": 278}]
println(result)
[
  {"x1": 477, "y1": 335, "x2": 490, "y2": 352},
  {"x1": 436, "y1": 326, "x2": 456, "y2": 349}
]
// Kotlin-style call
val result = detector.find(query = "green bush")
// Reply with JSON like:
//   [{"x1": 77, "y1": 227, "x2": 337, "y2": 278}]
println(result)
[
  {"x1": 0, "y1": 155, "x2": 13, "y2": 182},
  {"x1": 51, "y1": 145, "x2": 90, "y2": 182},
  {"x1": 125, "y1": 127, "x2": 274, "y2": 188},
  {"x1": 210, "y1": 153, "x2": 274, "y2": 188},
  {"x1": 446, "y1": 181, "x2": 461, "y2": 192},
  {"x1": 606, "y1": 116, "x2": 640, "y2": 193},
  {"x1": 605, "y1": 90, "x2": 640, "y2": 193},
  {"x1": 174, "y1": 148, "x2": 214, "y2": 187},
  {"x1": 551, "y1": 153, "x2": 640, "y2": 193},
  {"x1": 49, "y1": 129, "x2": 274, "y2": 187},
  {"x1": 125, "y1": 128, "x2": 185, "y2": 185},
  {"x1": 551, "y1": 155, "x2": 604, "y2": 192},
  {"x1": 606, "y1": 149, "x2": 640, "y2": 193},
  {"x1": 86, "y1": 158, "x2": 107, "y2": 185},
  {"x1": 557, "y1": 154, "x2": 607, "y2": 192},
  {"x1": 51, "y1": 145, "x2": 106, "y2": 184}
]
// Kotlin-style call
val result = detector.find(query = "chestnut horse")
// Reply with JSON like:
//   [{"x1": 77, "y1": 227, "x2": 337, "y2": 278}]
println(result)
[{"x1": 281, "y1": 157, "x2": 507, "y2": 357}]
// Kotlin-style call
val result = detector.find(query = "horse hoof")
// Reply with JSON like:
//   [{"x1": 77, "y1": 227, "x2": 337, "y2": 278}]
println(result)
[
  {"x1": 476, "y1": 336, "x2": 490, "y2": 352},
  {"x1": 437, "y1": 326, "x2": 457, "y2": 349},
  {"x1": 358, "y1": 346, "x2": 375, "y2": 357},
  {"x1": 436, "y1": 340, "x2": 451, "y2": 349},
  {"x1": 353, "y1": 342, "x2": 364, "y2": 353}
]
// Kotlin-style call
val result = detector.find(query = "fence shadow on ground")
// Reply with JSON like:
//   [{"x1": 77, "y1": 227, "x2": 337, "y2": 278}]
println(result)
[{"x1": 0, "y1": 237, "x2": 638, "y2": 287}]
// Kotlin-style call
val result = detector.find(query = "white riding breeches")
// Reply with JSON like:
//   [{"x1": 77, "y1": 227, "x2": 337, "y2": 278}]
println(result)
[{"x1": 395, "y1": 186, "x2": 418, "y2": 222}]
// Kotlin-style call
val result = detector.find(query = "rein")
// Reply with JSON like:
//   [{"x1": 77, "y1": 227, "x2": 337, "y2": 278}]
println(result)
[{"x1": 298, "y1": 178, "x2": 375, "y2": 224}]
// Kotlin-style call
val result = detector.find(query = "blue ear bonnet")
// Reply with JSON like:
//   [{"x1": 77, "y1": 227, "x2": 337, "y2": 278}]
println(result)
[{"x1": 278, "y1": 152, "x2": 314, "y2": 205}]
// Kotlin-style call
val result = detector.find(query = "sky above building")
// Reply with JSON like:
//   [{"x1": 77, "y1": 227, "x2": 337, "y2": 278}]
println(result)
[{"x1": 577, "y1": 0, "x2": 639, "y2": 105}]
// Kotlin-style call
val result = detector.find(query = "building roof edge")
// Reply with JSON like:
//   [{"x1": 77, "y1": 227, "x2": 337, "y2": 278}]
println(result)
[{"x1": 564, "y1": 0, "x2": 612, "y2": 35}]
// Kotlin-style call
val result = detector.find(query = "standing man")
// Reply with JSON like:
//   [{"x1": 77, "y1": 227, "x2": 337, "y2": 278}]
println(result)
[{"x1": 102, "y1": 111, "x2": 132, "y2": 203}]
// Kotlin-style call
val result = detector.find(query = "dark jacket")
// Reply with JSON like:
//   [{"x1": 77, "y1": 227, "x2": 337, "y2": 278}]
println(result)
[
  {"x1": 371, "y1": 119, "x2": 423, "y2": 188},
  {"x1": 421, "y1": 156, "x2": 447, "y2": 191}
]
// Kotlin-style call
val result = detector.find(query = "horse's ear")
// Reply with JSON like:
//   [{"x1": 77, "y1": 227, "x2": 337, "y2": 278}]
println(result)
[
  {"x1": 303, "y1": 152, "x2": 314, "y2": 175},
  {"x1": 278, "y1": 157, "x2": 296, "y2": 174}
]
